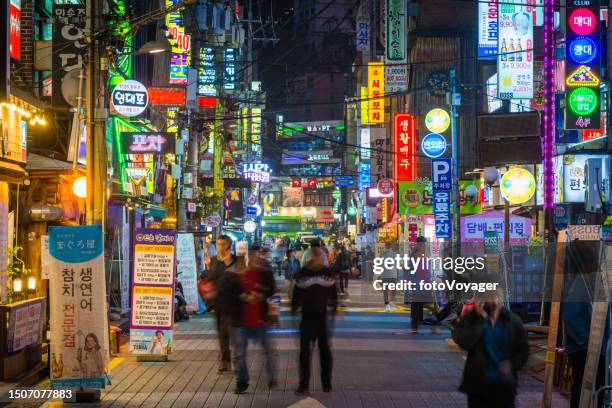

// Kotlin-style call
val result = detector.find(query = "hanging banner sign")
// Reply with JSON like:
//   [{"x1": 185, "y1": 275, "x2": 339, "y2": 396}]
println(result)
[
  {"x1": 478, "y1": 0, "x2": 498, "y2": 60},
  {"x1": 565, "y1": 0, "x2": 600, "y2": 130},
  {"x1": 166, "y1": 0, "x2": 191, "y2": 84},
  {"x1": 198, "y1": 46, "x2": 216, "y2": 96},
  {"x1": 497, "y1": 1, "x2": 534, "y2": 99},
  {"x1": 385, "y1": 0, "x2": 408, "y2": 92},
  {"x1": 129, "y1": 228, "x2": 175, "y2": 356},
  {"x1": 49, "y1": 225, "x2": 108, "y2": 388},
  {"x1": 9, "y1": 0, "x2": 20, "y2": 60},
  {"x1": 367, "y1": 62, "x2": 385, "y2": 123},
  {"x1": 120, "y1": 132, "x2": 175, "y2": 154},
  {"x1": 176, "y1": 233, "x2": 199, "y2": 312},
  {"x1": 370, "y1": 128, "x2": 387, "y2": 184},
  {"x1": 432, "y1": 159, "x2": 452, "y2": 239},
  {"x1": 52, "y1": 4, "x2": 86, "y2": 108},
  {"x1": 394, "y1": 113, "x2": 416, "y2": 181}
]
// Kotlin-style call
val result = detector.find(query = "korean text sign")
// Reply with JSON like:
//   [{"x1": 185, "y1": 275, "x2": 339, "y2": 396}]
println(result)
[
  {"x1": 385, "y1": 0, "x2": 407, "y2": 92},
  {"x1": 394, "y1": 113, "x2": 416, "y2": 181},
  {"x1": 49, "y1": 225, "x2": 108, "y2": 389},
  {"x1": 497, "y1": 1, "x2": 534, "y2": 99},
  {"x1": 478, "y1": 0, "x2": 498, "y2": 59},
  {"x1": 432, "y1": 159, "x2": 452, "y2": 239},
  {"x1": 166, "y1": 0, "x2": 191, "y2": 84},
  {"x1": 130, "y1": 228, "x2": 176, "y2": 356},
  {"x1": 120, "y1": 132, "x2": 175, "y2": 154},
  {"x1": 367, "y1": 62, "x2": 385, "y2": 123},
  {"x1": 565, "y1": 0, "x2": 600, "y2": 130}
]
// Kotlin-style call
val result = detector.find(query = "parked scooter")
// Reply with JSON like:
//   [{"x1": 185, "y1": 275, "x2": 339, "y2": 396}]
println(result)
[{"x1": 174, "y1": 272, "x2": 189, "y2": 322}]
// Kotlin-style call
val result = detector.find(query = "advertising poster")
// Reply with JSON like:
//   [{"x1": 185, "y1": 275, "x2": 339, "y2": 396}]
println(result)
[
  {"x1": 497, "y1": 1, "x2": 534, "y2": 99},
  {"x1": 176, "y1": 233, "x2": 199, "y2": 312},
  {"x1": 130, "y1": 228, "x2": 176, "y2": 356},
  {"x1": 478, "y1": 0, "x2": 498, "y2": 60},
  {"x1": 385, "y1": 0, "x2": 408, "y2": 92},
  {"x1": 367, "y1": 62, "x2": 385, "y2": 123},
  {"x1": 48, "y1": 225, "x2": 108, "y2": 388},
  {"x1": 7, "y1": 298, "x2": 45, "y2": 354}
]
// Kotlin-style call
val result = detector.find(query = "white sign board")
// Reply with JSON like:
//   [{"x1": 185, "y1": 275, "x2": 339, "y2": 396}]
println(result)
[
  {"x1": 479, "y1": 0, "x2": 498, "y2": 60},
  {"x1": 176, "y1": 233, "x2": 199, "y2": 312}
]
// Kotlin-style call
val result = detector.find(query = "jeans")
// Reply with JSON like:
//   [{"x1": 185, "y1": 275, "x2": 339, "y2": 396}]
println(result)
[
  {"x1": 339, "y1": 271, "x2": 349, "y2": 292},
  {"x1": 230, "y1": 326, "x2": 276, "y2": 386},
  {"x1": 215, "y1": 312, "x2": 232, "y2": 363},
  {"x1": 411, "y1": 302, "x2": 424, "y2": 330},
  {"x1": 299, "y1": 320, "x2": 332, "y2": 389}
]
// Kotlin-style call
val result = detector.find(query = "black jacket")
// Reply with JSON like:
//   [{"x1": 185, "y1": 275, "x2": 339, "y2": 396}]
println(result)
[
  {"x1": 452, "y1": 308, "x2": 529, "y2": 397},
  {"x1": 291, "y1": 266, "x2": 337, "y2": 323}
]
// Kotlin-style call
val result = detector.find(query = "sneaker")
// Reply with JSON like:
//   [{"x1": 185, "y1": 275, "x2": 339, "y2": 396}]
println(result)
[
  {"x1": 295, "y1": 387, "x2": 310, "y2": 396},
  {"x1": 234, "y1": 383, "x2": 248, "y2": 394}
]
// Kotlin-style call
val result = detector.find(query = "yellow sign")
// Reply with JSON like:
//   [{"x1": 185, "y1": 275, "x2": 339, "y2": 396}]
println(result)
[
  {"x1": 566, "y1": 65, "x2": 600, "y2": 87},
  {"x1": 500, "y1": 168, "x2": 536, "y2": 204},
  {"x1": 360, "y1": 86, "x2": 370, "y2": 124},
  {"x1": 425, "y1": 108, "x2": 451, "y2": 133},
  {"x1": 367, "y1": 62, "x2": 385, "y2": 123}
]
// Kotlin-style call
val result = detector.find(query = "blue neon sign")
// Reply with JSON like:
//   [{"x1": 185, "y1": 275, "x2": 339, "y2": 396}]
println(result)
[{"x1": 568, "y1": 36, "x2": 598, "y2": 65}]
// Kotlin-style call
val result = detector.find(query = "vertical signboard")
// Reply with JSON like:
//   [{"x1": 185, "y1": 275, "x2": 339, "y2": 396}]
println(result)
[
  {"x1": 198, "y1": 46, "x2": 216, "y2": 96},
  {"x1": 565, "y1": 0, "x2": 600, "y2": 130},
  {"x1": 359, "y1": 161, "x2": 371, "y2": 190},
  {"x1": 356, "y1": 18, "x2": 370, "y2": 52},
  {"x1": 497, "y1": 1, "x2": 534, "y2": 99},
  {"x1": 9, "y1": 0, "x2": 19, "y2": 60},
  {"x1": 166, "y1": 0, "x2": 191, "y2": 85},
  {"x1": 223, "y1": 48, "x2": 236, "y2": 91},
  {"x1": 49, "y1": 225, "x2": 108, "y2": 388},
  {"x1": 176, "y1": 233, "x2": 199, "y2": 312},
  {"x1": 394, "y1": 113, "x2": 416, "y2": 181},
  {"x1": 478, "y1": 0, "x2": 498, "y2": 59},
  {"x1": 367, "y1": 62, "x2": 385, "y2": 123},
  {"x1": 360, "y1": 127, "x2": 371, "y2": 159},
  {"x1": 431, "y1": 159, "x2": 452, "y2": 239},
  {"x1": 370, "y1": 128, "x2": 387, "y2": 184},
  {"x1": 52, "y1": 4, "x2": 86, "y2": 108},
  {"x1": 360, "y1": 86, "x2": 370, "y2": 124},
  {"x1": 385, "y1": 0, "x2": 407, "y2": 92},
  {"x1": 129, "y1": 228, "x2": 175, "y2": 357}
]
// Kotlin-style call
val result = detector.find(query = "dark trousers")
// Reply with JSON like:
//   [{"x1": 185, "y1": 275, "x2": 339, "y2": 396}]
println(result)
[
  {"x1": 299, "y1": 321, "x2": 332, "y2": 389},
  {"x1": 339, "y1": 272, "x2": 349, "y2": 292},
  {"x1": 467, "y1": 382, "x2": 515, "y2": 408},
  {"x1": 568, "y1": 349, "x2": 605, "y2": 408},
  {"x1": 411, "y1": 302, "x2": 424, "y2": 330},
  {"x1": 215, "y1": 312, "x2": 231, "y2": 363}
]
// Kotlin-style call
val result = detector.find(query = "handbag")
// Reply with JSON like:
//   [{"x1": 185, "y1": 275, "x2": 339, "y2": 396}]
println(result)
[{"x1": 198, "y1": 278, "x2": 216, "y2": 300}]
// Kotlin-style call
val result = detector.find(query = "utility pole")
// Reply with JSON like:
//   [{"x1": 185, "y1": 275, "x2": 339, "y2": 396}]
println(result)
[
  {"x1": 450, "y1": 68, "x2": 460, "y2": 258},
  {"x1": 178, "y1": 111, "x2": 199, "y2": 231},
  {"x1": 86, "y1": 0, "x2": 106, "y2": 227}
]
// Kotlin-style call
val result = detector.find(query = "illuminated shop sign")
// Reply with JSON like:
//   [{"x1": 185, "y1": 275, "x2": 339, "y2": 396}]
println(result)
[
  {"x1": 223, "y1": 48, "x2": 236, "y2": 91},
  {"x1": 10, "y1": 0, "x2": 20, "y2": 60},
  {"x1": 120, "y1": 132, "x2": 175, "y2": 154},
  {"x1": 111, "y1": 80, "x2": 148, "y2": 117},
  {"x1": 166, "y1": 0, "x2": 191, "y2": 85},
  {"x1": 421, "y1": 133, "x2": 447, "y2": 158},
  {"x1": 367, "y1": 62, "x2": 385, "y2": 123},
  {"x1": 478, "y1": 0, "x2": 498, "y2": 60},
  {"x1": 565, "y1": 0, "x2": 600, "y2": 130},
  {"x1": 198, "y1": 46, "x2": 216, "y2": 96},
  {"x1": 497, "y1": 1, "x2": 534, "y2": 99},
  {"x1": 242, "y1": 162, "x2": 271, "y2": 183},
  {"x1": 394, "y1": 113, "x2": 416, "y2": 181},
  {"x1": 425, "y1": 108, "x2": 450, "y2": 133}
]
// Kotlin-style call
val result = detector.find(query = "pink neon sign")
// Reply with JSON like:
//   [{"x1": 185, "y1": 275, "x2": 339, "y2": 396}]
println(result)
[{"x1": 568, "y1": 8, "x2": 597, "y2": 35}]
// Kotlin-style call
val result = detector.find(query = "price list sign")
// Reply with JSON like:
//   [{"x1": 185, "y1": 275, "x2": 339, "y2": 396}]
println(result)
[
  {"x1": 129, "y1": 228, "x2": 176, "y2": 357},
  {"x1": 565, "y1": 0, "x2": 600, "y2": 130}
]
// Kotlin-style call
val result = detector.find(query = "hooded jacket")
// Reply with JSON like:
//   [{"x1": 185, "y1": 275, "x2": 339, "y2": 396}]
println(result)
[{"x1": 291, "y1": 255, "x2": 337, "y2": 323}]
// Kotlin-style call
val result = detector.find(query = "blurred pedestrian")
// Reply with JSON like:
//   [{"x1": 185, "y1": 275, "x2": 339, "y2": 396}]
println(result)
[
  {"x1": 207, "y1": 235, "x2": 243, "y2": 373},
  {"x1": 379, "y1": 243, "x2": 399, "y2": 312},
  {"x1": 452, "y1": 288, "x2": 529, "y2": 408},
  {"x1": 292, "y1": 247, "x2": 338, "y2": 396},
  {"x1": 282, "y1": 249, "x2": 300, "y2": 298},
  {"x1": 231, "y1": 247, "x2": 277, "y2": 394},
  {"x1": 410, "y1": 236, "x2": 429, "y2": 334},
  {"x1": 333, "y1": 246, "x2": 352, "y2": 294}
]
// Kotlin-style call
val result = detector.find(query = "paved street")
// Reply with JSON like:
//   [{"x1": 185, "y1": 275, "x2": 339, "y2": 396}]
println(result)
[{"x1": 57, "y1": 280, "x2": 568, "y2": 408}]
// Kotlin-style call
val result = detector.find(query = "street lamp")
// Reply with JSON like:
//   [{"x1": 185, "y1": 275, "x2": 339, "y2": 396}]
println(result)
[
  {"x1": 72, "y1": 176, "x2": 87, "y2": 199},
  {"x1": 136, "y1": 38, "x2": 171, "y2": 55}
]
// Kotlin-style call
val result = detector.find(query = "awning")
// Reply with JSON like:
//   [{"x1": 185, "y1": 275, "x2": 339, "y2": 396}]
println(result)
[{"x1": 0, "y1": 159, "x2": 26, "y2": 184}]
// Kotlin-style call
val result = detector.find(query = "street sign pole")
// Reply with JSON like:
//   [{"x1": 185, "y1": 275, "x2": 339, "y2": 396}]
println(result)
[{"x1": 450, "y1": 68, "x2": 460, "y2": 258}]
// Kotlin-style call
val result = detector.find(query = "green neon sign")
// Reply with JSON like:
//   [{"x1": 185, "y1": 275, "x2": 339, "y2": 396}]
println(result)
[{"x1": 568, "y1": 87, "x2": 598, "y2": 116}]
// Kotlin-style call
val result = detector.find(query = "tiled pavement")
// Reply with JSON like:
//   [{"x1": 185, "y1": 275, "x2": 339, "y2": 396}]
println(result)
[{"x1": 9, "y1": 280, "x2": 569, "y2": 408}]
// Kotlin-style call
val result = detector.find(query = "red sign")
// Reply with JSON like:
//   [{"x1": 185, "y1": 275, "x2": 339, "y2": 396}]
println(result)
[
  {"x1": 582, "y1": 129, "x2": 604, "y2": 142},
  {"x1": 9, "y1": 1, "x2": 20, "y2": 60},
  {"x1": 568, "y1": 8, "x2": 596, "y2": 35},
  {"x1": 307, "y1": 178, "x2": 317, "y2": 188},
  {"x1": 291, "y1": 178, "x2": 301, "y2": 187},
  {"x1": 394, "y1": 113, "x2": 416, "y2": 181},
  {"x1": 377, "y1": 179, "x2": 394, "y2": 195},
  {"x1": 198, "y1": 96, "x2": 217, "y2": 108},
  {"x1": 148, "y1": 88, "x2": 185, "y2": 106}
]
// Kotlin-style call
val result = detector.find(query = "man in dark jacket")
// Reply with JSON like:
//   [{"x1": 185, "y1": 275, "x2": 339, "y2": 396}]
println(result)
[
  {"x1": 453, "y1": 289, "x2": 529, "y2": 408},
  {"x1": 291, "y1": 247, "x2": 338, "y2": 395}
]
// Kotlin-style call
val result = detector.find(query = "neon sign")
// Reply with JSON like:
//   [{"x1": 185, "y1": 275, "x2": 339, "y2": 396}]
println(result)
[
  {"x1": 421, "y1": 133, "x2": 447, "y2": 158},
  {"x1": 567, "y1": 87, "x2": 598, "y2": 116},
  {"x1": 568, "y1": 8, "x2": 596, "y2": 35},
  {"x1": 568, "y1": 37, "x2": 598, "y2": 65}
]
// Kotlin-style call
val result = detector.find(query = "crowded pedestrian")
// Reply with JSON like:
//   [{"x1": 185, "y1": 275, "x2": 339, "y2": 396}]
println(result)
[
  {"x1": 410, "y1": 236, "x2": 429, "y2": 334},
  {"x1": 333, "y1": 245, "x2": 352, "y2": 295},
  {"x1": 452, "y1": 288, "x2": 529, "y2": 408},
  {"x1": 282, "y1": 249, "x2": 300, "y2": 298},
  {"x1": 207, "y1": 235, "x2": 244, "y2": 373},
  {"x1": 292, "y1": 247, "x2": 338, "y2": 396},
  {"x1": 379, "y1": 243, "x2": 399, "y2": 312},
  {"x1": 230, "y1": 247, "x2": 277, "y2": 394}
]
